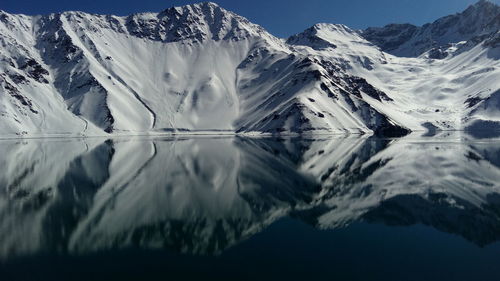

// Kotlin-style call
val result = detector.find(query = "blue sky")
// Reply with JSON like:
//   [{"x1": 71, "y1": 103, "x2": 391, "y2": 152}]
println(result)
[{"x1": 2, "y1": 0, "x2": 498, "y2": 37}]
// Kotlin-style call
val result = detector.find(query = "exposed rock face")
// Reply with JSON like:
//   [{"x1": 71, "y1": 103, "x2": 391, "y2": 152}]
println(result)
[{"x1": 362, "y1": 0, "x2": 500, "y2": 57}]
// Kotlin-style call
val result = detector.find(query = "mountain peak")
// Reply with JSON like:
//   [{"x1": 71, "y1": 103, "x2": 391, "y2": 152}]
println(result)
[
  {"x1": 311, "y1": 23, "x2": 356, "y2": 34},
  {"x1": 313, "y1": 23, "x2": 349, "y2": 30},
  {"x1": 161, "y1": 1, "x2": 227, "y2": 15},
  {"x1": 362, "y1": 0, "x2": 500, "y2": 57},
  {"x1": 122, "y1": 1, "x2": 272, "y2": 43},
  {"x1": 286, "y1": 23, "x2": 360, "y2": 50},
  {"x1": 464, "y1": 0, "x2": 499, "y2": 14},
  {"x1": 286, "y1": 24, "x2": 337, "y2": 49},
  {"x1": 474, "y1": 0, "x2": 496, "y2": 7},
  {"x1": 160, "y1": 1, "x2": 225, "y2": 17},
  {"x1": 199, "y1": 1, "x2": 221, "y2": 7}
]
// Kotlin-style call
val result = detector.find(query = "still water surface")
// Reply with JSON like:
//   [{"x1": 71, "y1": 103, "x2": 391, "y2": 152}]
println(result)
[{"x1": 1, "y1": 135, "x2": 500, "y2": 280}]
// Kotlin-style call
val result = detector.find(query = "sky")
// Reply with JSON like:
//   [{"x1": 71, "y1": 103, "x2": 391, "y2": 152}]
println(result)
[{"x1": 2, "y1": 0, "x2": 499, "y2": 37}]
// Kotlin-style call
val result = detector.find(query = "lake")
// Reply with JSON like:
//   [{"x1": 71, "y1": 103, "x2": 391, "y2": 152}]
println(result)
[{"x1": 1, "y1": 134, "x2": 500, "y2": 281}]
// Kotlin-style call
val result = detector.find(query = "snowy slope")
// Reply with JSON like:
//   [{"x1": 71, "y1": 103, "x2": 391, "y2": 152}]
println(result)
[
  {"x1": 0, "y1": 1, "x2": 499, "y2": 136},
  {"x1": 287, "y1": 9, "x2": 500, "y2": 133}
]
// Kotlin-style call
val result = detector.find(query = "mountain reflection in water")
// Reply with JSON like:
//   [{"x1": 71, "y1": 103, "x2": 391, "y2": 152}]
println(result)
[{"x1": 1, "y1": 135, "x2": 500, "y2": 280}]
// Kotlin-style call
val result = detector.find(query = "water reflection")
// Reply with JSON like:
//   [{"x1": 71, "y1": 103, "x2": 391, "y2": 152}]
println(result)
[{"x1": 1, "y1": 135, "x2": 500, "y2": 259}]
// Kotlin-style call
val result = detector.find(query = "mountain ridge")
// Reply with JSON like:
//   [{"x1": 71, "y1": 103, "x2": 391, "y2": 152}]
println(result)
[
  {"x1": 0, "y1": 1, "x2": 498, "y2": 137},
  {"x1": 362, "y1": 0, "x2": 500, "y2": 57}
]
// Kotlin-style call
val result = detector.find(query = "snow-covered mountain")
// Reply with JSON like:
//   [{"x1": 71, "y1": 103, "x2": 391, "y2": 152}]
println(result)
[
  {"x1": 362, "y1": 0, "x2": 500, "y2": 58},
  {"x1": 288, "y1": 2, "x2": 500, "y2": 135},
  {"x1": 0, "y1": 1, "x2": 499, "y2": 136}
]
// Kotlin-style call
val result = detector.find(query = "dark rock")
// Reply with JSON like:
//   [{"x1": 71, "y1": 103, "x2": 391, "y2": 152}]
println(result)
[
  {"x1": 465, "y1": 96, "x2": 483, "y2": 108},
  {"x1": 20, "y1": 59, "x2": 49, "y2": 84}
]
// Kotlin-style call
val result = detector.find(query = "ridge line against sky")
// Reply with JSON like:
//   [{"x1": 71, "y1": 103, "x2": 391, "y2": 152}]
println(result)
[{"x1": 2, "y1": 0, "x2": 499, "y2": 37}]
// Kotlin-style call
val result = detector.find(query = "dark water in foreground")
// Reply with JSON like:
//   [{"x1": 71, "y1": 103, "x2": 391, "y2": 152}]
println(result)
[{"x1": 1, "y1": 135, "x2": 500, "y2": 281}]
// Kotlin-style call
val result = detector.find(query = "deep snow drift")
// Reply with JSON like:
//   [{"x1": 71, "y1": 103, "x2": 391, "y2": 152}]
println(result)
[{"x1": 0, "y1": 1, "x2": 498, "y2": 136}]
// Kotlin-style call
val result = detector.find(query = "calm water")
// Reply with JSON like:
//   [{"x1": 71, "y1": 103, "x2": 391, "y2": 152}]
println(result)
[{"x1": 1, "y1": 135, "x2": 500, "y2": 281}]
